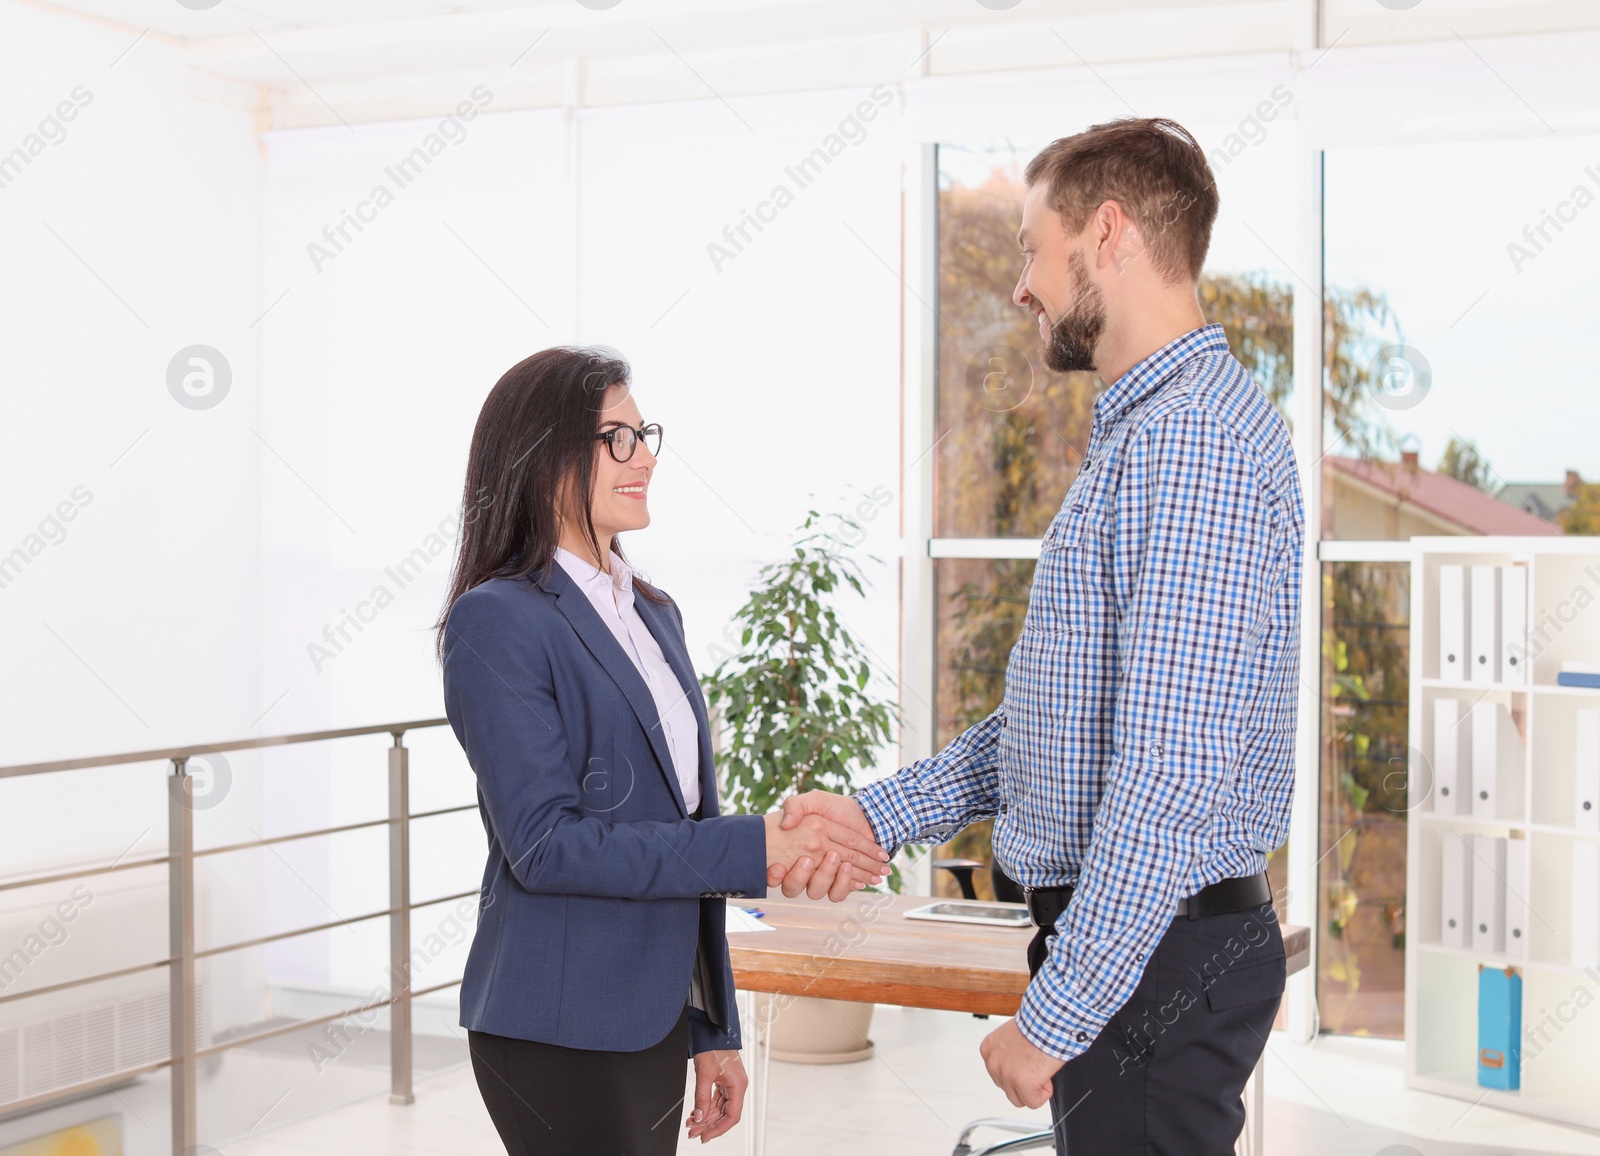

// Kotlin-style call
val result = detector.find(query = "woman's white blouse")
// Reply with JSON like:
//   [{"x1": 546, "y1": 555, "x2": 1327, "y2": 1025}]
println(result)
[{"x1": 554, "y1": 548, "x2": 703, "y2": 815}]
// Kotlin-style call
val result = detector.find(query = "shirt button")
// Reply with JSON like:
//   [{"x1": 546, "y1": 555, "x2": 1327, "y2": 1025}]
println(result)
[
  {"x1": 1082, "y1": 458, "x2": 1093, "y2": 470},
  {"x1": 1136, "y1": 953, "x2": 1145, "y2": 961},
  {"x1": 1076, "y1": 1031, "x2": 1089, "y2": 1042},
  {"x1": 1149, "y1": 744, "x2": 1164, "y2": 758}
]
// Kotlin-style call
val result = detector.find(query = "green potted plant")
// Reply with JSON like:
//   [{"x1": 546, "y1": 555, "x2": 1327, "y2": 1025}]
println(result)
[{"x1": 702, "y1": 509, "x2": 901, "y2": 1062}]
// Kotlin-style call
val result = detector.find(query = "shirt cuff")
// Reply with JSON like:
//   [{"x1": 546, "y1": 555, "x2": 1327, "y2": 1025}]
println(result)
[
  {"x1": 1014, "y1": 964, "x2": 1105, "y2": 1063},
  {"x1": 851, "y1": 777, "x2": 917, "y2": 854}
]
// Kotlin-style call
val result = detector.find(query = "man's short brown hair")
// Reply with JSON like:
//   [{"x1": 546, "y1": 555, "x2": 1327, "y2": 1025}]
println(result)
[{"x1": 1024, "y1": 117, "x2": 1218, "y2": 283}]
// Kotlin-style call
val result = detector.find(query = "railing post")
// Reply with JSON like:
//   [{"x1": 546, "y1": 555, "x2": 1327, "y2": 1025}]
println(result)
[
  {"x1": 168, "y1": 757, "x2": 198, "y2": 1153},
  {"x1": 388, "y1": 732, "x2": 414, "y2": 1105}
]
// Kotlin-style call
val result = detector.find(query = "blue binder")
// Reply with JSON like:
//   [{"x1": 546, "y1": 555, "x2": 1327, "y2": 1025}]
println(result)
[{"x1": 1478, "y1": 965, "x2": 1521, "y2": 1091}]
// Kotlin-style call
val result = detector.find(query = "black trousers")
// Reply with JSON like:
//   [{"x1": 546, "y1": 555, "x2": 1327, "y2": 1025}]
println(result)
[
  {"x1": 469, "y1": 1008, "x2": 690, "y2": 1156},
  {"x1": 1027, "y1": 905, "x2": 1285, "y2": 1154}
]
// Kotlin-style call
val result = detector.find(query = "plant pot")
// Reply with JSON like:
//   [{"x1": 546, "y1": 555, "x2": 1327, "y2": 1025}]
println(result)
[{"x1": 755, "y1": 994, "x2": 874, "y2": 1063}]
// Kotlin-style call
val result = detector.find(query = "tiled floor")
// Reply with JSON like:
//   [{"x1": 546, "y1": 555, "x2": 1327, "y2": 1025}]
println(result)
[{"x1": 204, "y1": 1006, "x2": 1600, "y2": 1156}]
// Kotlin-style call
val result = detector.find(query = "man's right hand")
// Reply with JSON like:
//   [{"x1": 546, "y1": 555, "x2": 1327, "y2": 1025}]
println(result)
[
  {"x1": 779, "y1": 791, "x2": 878, "y2": 839},
  {"x1": 768, "y1": 792, "x2": 886, "y2": 898},
  {"x1": 762, "y1": 809, "x2": 887, "y2": 902}
]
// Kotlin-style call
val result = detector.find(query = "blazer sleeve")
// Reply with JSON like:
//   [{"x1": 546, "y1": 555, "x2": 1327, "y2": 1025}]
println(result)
[
  {"x1": 443, "y1": 587, "x2": 769, "y2": 901},
  {"x1": 687, "y1": 1004, "x2": 739, "y2": 1055}
]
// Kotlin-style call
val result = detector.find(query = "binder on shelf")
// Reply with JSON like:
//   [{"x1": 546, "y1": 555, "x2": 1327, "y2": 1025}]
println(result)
[
  {"x1": 1471, "y1": 702, "x2": 1524, "y2": 820},
  {"x1": 1471, "y1": 566, "x2": 1502, "y2": 684},
  {"x1": 1477, "y1": 965, "x2": 1522, "y2": 1092},
  {"x1": 1441, "y1": 831, "x2": 1474, "y2": 950},
  {"x1": 1559, "y1": 661, "x2": 1600, "y2": 690},
  {"x1": 1472, "y1": 835, "x2": 1507, "y2": 954},
  {"x1": 1577, "y1": 709, "x2": 1600, "y2": 831},
  {"x1": 1572, "y1": 840, "x2": 1600, "y2": 969},
  {"x1": 1439, "y1": 564, "x2": 1470, "y2": 681},
  {"x1": 1433, "y1": 698, "x2": 1472, "y2": 815},
  {"x1": 1505, "y1": 837, "x2": 1529, "y2": 959},
  {"x1": 1500, "y1": 566, "x2": 1529, "y2": 685}
]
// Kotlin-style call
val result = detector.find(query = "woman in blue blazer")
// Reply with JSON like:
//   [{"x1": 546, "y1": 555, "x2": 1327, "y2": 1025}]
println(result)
[{"x1": 437, "y1": 347, "x2": 889, "y2": 1154}]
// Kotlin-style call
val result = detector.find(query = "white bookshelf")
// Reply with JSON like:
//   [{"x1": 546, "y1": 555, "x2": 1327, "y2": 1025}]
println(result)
[{"x1": 1406, "y1": 536, "x2": 1600, "y2": 1131}]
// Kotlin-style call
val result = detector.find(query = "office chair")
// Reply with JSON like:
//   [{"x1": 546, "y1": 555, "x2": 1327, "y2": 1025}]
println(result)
[
  {"x1": 934, "y1": 857, "x2": 985, "y2": 899},
  {"x1": 933, "y1": 858, "x2": 1026, "y2": 904},
  {"x1": 950, "y1": 1117, "x2": 1055, "y2": 1155}
]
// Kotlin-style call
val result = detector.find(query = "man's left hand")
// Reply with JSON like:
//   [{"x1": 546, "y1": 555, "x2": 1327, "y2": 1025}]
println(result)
[{"x1": 979, "y1": 1019, "x2": 1064, "y2": 1109}]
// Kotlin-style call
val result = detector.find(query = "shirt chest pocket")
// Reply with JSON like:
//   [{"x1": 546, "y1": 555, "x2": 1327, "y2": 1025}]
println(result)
[{"x1": 1026, "y1": 505, "x2": 1111, "y2": 636}]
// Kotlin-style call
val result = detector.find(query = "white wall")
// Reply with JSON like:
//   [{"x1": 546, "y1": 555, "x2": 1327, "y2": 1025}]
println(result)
[
  {"x1": 0, "y1": 0, "x2": 263, "y2": 818},
  {"x1": 0, "y1": 0, "x2": 273, "y2": 1069}
]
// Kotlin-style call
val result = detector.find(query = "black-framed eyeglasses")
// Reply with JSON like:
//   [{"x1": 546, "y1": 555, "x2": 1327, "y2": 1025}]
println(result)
[{"x1": 595, "y1": 422, "x2": 663, "y2": 463}]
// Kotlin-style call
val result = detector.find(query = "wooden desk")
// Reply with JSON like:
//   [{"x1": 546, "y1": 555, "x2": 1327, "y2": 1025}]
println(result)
[
  {"x1": 728, "y1": 892, "x2": 1309, "y2": 1156},
  {"x1": 729, "y1": 891, "x2": 1033, "y2": 1015},
  {"x1": 730, "y1": 891, "x2": 1309, "y2": 1016}
]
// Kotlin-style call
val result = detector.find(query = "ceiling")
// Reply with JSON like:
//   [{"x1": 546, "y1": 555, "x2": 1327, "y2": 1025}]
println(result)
[
  {"x1": 32, "y1": 0, "x2": 1264, "y2": 44},
  {"x1": 23, "y1": 0, "x2": 1600, "y2": 128}
]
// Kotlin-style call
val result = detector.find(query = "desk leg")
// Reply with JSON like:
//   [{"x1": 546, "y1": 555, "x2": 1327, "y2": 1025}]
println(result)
[
  {"x1": 742, "y1": 990, "x2": 757, "y2": 1156},
  {"x1": 757, "y1": 995, "x2": 773, "y2": 1155},
  {"x1": 741, "y1": 991, "x2": 773, "y2": 1156}
]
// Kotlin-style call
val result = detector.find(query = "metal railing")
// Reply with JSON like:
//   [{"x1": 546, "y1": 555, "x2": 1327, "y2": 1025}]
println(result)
[{"x1": 0, "y1": 717, "x2": 465, "y2": 1152}]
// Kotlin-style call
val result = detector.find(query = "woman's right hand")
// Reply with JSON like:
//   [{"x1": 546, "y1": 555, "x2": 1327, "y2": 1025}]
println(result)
[{"x1": 763, "y1": 810, "x2": 888, "y2": 901}]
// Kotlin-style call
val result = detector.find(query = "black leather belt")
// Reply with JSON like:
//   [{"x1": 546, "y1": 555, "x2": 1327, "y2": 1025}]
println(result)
[{"x1": 1023, "y1": 871, "x2": 1272, "y2": 930}]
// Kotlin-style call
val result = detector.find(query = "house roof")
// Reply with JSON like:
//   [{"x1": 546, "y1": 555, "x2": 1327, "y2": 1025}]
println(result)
[
  {"x1": 1327, "y1": 456, "x2": 1562, "y2": 537},
  {"x1": 1496, "y1": 481, "x2": 1576, "y2": 523}
]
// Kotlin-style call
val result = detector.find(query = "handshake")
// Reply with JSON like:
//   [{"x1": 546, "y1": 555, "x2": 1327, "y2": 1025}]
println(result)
[{"x1": 761, "y1": 791, "x2": 889, "y2": 903}]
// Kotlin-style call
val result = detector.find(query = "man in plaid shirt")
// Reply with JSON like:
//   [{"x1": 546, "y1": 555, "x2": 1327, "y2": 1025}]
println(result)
[{"x1": 773, "y1": 117, "x2": 1303, "y2": 1153}]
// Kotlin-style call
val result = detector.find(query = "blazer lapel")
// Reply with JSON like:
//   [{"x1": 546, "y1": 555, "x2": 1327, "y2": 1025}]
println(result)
[
  {"x1": 539, "y1": 566, "x2": 688, "y2": 818},
  {"x1": 633, "y1": 594, "x2": 718, "y2": 818}
]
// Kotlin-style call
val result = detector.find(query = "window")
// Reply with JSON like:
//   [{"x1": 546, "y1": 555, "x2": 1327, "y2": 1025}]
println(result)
[
  {"x1": 1318, "y1": 560, "x2": 1411, "y2": 1036},
  {"x1": 1322, "y1": 136, "x2": 1600, "y2": 542},
  {"x1": 1314, "y1": 133, "x2": 1600, "y2": 1034},
  {"x1": 934, "y1": 145, "x2": 1097, "y2": 542}
]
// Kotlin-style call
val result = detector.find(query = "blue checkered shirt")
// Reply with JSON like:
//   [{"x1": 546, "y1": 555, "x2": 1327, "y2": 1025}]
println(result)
[{"x1": 856, "y1": 324, "x2": 1303, "y2": 1061}]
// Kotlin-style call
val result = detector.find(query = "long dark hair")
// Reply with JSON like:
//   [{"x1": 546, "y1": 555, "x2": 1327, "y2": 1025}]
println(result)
[{"x1": 435, "y1": 345, "x2": 661, "y2": 660}]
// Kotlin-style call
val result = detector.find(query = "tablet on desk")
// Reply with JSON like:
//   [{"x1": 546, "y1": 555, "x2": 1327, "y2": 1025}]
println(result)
[{"x1": 903, "y1": 900, "x2": 1032, "y2": 928}]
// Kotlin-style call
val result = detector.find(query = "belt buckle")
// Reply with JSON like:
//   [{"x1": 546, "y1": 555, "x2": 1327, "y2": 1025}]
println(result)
[
  {"x1": 1023, "y1": 886, "x2": 1061, "y2": 929},
  {"x1": 1023, "y1": 886, "x2": 1044, "y2": 928}
]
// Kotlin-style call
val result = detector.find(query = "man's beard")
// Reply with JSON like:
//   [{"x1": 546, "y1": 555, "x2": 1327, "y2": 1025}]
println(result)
[{"x1": 1043, "y1": 250, "x2": 1105, "y2": 374}]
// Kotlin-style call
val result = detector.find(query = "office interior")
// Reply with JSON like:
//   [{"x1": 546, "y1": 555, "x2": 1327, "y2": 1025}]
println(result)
[{"x1": 2, "y1": 0, "x2": 1599, "y2": 1153}]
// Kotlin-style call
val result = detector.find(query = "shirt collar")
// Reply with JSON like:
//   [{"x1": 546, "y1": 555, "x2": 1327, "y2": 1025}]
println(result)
[
  {"x1": 1093, "y1": 323, "x2": 1230, "y2": 423},
  {"x1": 554, "y1": 547, "x2": 633, "y2": 603}
]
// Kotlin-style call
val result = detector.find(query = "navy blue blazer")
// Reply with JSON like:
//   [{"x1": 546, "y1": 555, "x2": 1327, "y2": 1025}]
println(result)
[{"x1": 442, "y1": 562, "x2": 768, "y2": 1055}]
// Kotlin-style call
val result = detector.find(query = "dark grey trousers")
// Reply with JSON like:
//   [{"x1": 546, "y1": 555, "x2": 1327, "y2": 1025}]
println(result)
[{"x1": 1027, "y1": 905, "x2": 1285, "y2": 1154}]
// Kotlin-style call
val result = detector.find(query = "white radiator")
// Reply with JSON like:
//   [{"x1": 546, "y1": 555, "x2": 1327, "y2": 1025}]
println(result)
[{"x1": 0, "y1": 865, "x2": 211, "y2": 1108}]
